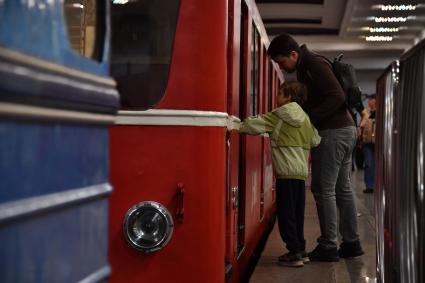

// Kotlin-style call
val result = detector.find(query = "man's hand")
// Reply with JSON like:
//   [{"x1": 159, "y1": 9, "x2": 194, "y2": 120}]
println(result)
[
  {"x1": 359, "y1": 109, "x2": 369, "y2": 128},
  {"x1": 356, "y1": 126, "x2": 363, "y2": 139}
]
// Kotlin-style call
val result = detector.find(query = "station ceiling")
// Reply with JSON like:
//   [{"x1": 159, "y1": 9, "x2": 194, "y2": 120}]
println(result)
[{"x1": 257, "y1": 0, "x2": 425, "y2": 70}]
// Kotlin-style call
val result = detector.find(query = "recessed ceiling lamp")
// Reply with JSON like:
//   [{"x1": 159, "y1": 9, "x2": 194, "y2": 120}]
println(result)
[
  {"x1": 365, "y1": 36, "x2": 393, "y2": 42},
  {"x1": 369, "y1": 27, "x2": 399, "y2": 33},
  {"x1": 378, "y1": 4, "x2": 416, "y2": 11},
  {"x1": 375, "y1": 17, "x2": 407, "y2": 22},
  {"x1": 71, "y1": 3, "x2": 84, "y2": 8}
]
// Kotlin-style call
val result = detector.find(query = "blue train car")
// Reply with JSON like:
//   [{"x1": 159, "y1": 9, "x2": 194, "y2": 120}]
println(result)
[{"x1": 0, "y1": 1, "x2": 119, "y2": 282}]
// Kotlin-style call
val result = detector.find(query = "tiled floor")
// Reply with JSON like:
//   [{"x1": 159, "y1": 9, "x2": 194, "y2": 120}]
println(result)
[{"x1": 249, "y1": 170, "x2": 377, "y2": 283}]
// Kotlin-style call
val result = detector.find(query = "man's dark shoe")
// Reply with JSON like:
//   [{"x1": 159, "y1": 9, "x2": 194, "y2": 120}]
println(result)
[
  {"x1": 363, "y1": 188, "x2": 374, "y2": 193},
  {"x1": 338, "y1": 241, "x2": 364, "y2": 258},
  {"x1": 308, "y1": 245, "x2": 339, "y2": 262}
]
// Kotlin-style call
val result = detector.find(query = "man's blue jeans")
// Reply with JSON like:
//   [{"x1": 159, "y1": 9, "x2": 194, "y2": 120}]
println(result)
[{"x1": 311, "y1": 126, "x2": 360, "y2": 248}]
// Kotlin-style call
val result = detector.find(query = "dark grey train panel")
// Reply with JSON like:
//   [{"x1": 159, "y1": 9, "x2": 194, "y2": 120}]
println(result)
[
  {"x1": 375, "y1": 61, "x2": 399, "y2": 283},
  {"x1": 376, "y1": 40, "x2": 425, "y2": 283}
]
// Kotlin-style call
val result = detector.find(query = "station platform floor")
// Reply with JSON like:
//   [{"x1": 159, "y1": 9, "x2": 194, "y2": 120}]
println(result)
[{"x1": 249, "y1": 170, "x2": 377, "y2": 283}]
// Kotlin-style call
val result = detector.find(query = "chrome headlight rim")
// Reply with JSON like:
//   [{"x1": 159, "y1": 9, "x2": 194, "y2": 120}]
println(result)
[{"x1": 123, "y1": 201, "x2": 174, "y2": 254}]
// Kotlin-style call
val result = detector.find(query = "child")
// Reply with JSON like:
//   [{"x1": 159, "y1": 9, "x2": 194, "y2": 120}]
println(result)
[{"x1": 239, "y1": 81, "x2": 320, "y2": 267}]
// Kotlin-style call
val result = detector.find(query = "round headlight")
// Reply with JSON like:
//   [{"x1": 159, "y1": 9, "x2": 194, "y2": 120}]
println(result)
[{"x1": 123, "y1": 201, "x2": 174, "y2": 253}]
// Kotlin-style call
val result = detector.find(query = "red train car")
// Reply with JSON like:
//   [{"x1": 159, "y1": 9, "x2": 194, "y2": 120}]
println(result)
[{"x1": 108, "y1": 0, "x2": 283, "y2": 282}]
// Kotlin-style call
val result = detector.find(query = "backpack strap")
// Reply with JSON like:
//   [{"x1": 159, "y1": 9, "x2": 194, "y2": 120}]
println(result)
[
  {"x1": 319, "y1": 54, "x2": 334, "y2": 67},
  {"x1": 335, "y1": 54, "x2": 344, "y2": 62}
]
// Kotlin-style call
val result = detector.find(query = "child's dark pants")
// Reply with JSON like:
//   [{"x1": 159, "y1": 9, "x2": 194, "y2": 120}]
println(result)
[{"x1": 276, "y1": 178, "x2": 306, "y2": 254}]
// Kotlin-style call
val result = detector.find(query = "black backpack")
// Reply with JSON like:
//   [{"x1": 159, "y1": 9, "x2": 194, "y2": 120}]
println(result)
[{"x1": 330, "y1": 54, "x2": 363, "y2": 110}]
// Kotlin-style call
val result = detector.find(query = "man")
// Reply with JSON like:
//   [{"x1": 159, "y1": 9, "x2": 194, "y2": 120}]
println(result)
[{"x1": 267, "y1": 33, "x2": 364, "y2": 261}]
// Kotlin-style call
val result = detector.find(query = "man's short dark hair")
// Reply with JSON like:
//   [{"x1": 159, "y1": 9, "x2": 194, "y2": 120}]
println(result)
[
  {"x1": 280, "y1": 81, "x2": 307, "y2": 106},
  {"x1": 267, "y1": 33, "x2": 300, "y2": 58}
]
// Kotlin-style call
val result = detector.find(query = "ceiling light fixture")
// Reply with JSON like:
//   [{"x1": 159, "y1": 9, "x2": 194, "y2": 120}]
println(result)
[
  {"x1": 369, "y1": 27, "x2": 399, "y2": 33},
  {"x1": 365, "y1": 36, "x2": 393, "y2": 42},
  {"x1": 380, "y1": 4, "x2": 416, "y2": 11},
  {"x1": 112, "y1": 0, "x2": 129, "y2": 4},
  {"x1": 71, "y1": 3, "x2": 84, "y2": 8},
  {"x1": 375, "y1": 17, "x2": 407, "y2": 23}
]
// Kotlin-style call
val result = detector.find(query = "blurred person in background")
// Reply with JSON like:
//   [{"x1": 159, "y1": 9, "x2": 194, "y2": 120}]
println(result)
[{"x1": 361, "y1": 94, "x2": 376, "y2": 193}]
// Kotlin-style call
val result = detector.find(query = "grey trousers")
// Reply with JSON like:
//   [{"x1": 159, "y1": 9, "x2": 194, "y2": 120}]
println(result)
[{"x1": 311, "y1": 126, "x2": 360, "y2": 248}]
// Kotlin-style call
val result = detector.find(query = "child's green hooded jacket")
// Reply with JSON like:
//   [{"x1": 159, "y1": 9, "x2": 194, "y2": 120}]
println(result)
[{"x1": 240, "y1": 102, "x2": 321, "y2": 180}]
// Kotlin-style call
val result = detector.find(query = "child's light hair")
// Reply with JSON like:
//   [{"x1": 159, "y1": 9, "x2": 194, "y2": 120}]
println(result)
[{"x1": 279, "y1": 81, "x2": 307, "y2": 105}]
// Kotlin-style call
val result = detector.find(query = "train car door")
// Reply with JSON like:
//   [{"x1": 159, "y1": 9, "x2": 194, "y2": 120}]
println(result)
[
  {"x1": 237, "y1": 4, "x2": 263, "y2": 267},
  {"x1": 237, "y1": 0, "x2": 249, "y2": 261},
  {"x1": 225, "y1": 0, "x2": 242, "y2": 281},
  {"x1": 0, "y1": 1, "x2": 118, "y2": 282}
]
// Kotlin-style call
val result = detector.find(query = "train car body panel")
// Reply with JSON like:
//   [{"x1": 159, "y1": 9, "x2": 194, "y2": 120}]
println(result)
[
  {"x1": 376, "y1": 40, "x2": 425, "y2": 283},
  {"x1": 397, "y1": 41, "x2": 425, "y2": 283},
  {"x1": 243, "y1": 136, "x2": 265, "y2": 241},
  {"x1": 0, "y1": 196, "x2": 110, "y2": 282},
  {"x1": 0, "y1": 1, "x2": 118, "y2": 282},
  {"x1": 0, "y1": 122, "x2": 110, "y2": 201},
  {"x1": 109, "y1": 124, "x2": 226, "y2": 282},
  {"x1": 375, "y1": 62, "x2": 399, "y2": 283}
]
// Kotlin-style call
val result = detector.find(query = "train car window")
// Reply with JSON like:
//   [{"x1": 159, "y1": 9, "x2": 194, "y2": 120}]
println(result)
[
  {"x1": 249, "y1": 26, "x2": 255, "y2": 115},
  {"x1": 239, "y1": 6, "x2": 247, "y2": 119},
  {"x1": 64, "y1": 0, "x2": 104, "y2": 60},
  {"x1": 0, "y1": 2, "x2": 3, "y2": 23},
  {"x1": 110, "y1": 0, "x2": 180, "y2": 110},
  {"x1": 250, "y1": 26, "x2": 260, "y2": 116}
]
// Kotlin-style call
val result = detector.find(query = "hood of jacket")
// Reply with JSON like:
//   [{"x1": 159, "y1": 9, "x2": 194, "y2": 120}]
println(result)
[{"x1": 273, "y1": 102, "x2": 306, "y2": 128}]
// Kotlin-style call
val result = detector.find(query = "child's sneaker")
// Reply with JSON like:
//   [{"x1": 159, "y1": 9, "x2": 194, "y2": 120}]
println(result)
[
  {"x1": 278, "y1": 252, "x2": 304, "y2": 267},
  {"x1": 300, "y1": 251, "x2": 310, "y2": 263}
]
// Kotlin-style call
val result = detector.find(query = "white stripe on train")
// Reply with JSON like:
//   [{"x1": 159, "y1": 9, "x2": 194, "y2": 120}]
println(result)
[{"x1": 116, "y1": 109, "x2": 242, "y2": 130}]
